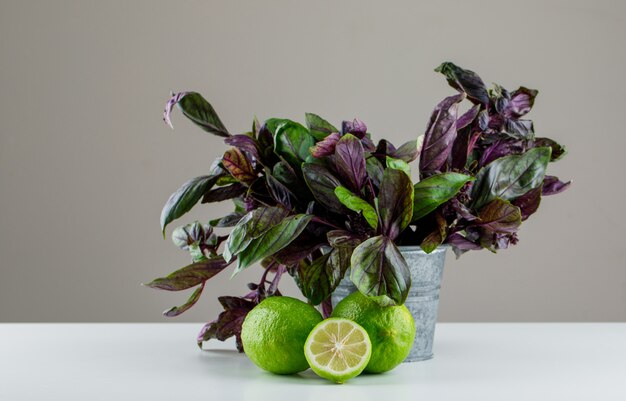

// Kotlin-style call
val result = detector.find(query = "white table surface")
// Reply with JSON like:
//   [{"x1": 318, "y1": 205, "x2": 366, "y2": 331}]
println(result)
[{"x1": 1, "y1": 323, "x2": 625, "y2": 401}]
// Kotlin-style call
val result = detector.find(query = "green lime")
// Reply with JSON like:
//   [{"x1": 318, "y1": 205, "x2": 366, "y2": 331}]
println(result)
[
  {"x1": 331, "y1": 291, "x2": 415, "y2": 373},
  {"x1": 241, "y1": 296, "x2": 322, "y2": 374},
  {"x1": 304, "y1": 318, "x2": 372, "y2": 384}
]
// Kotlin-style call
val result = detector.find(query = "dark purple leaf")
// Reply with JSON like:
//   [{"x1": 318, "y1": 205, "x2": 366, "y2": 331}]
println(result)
[
  {"x1": 504, "y1": 119, "x2": 534, "y2": 138},
  {"x1": 479, "y1": 139, "x2": 526, "y2": 167},
  {"x1": 310, "y1": 132, "x2": 341, "y2": 157},
  {"x1": 160, "y1": 174, "x2": 221, "y2": 235},
  {"x1": 209, "y1": 212, "x2": 245, "y2": 228},
  {"x1": 305, "y1": 113, "x2": 339, "y2": 140},
  {"x1": 266, "y1": 171, "x2": 297, "y2": 209},
  {"x1": 222, "y1": 147, "x2": 256, "y2": 184},
  {"x1": 533, "y1": 137, "x2": 567, "y2": 161},
  {"x1": 446, "y1": 232, "x2": 482, "y2": 258},
  {"x1": 224, "y1": 135, "x2": 260, "y2": 161},
  {"x1": 202, "y1": 183, "x2": 246, "y2": 203},
  {"x1": 163, "y1": 283, "x2": 205, "y2": 317},
  {"x1": 341, "y1": 119, "x2": 367, "y2": 138},
  {"x1": 144, "y1": 256, "x2": 230, "y2": 291},
  {"x1": 477, "y1": 198, "x2": 522, "y2": 234},
  {"x1": 542, "y1": 175, "x2": 571, "y2": 196},
  {"x1": 457, "y1": 104, "x2": 481, "y2": 130},
  {"x1": 272, "y1": 234, "x2": 324, "y2": 266},
  {"x1": 503, "y1": 87, "x2": 538, "y2": 119},
  {"x1": 512, "y1": 187, "x2": 541, "y2": 220},
  {"x1": 450, "y1": 126, "x2": 480, "y2": 170},
  {"x1": 390, "y1": 140, "x2": 419, "y2": 162},
  {"x1": 379, "y1": 169, "x2": 414, "y2": 239},
  {"x1": 197, "y1": 296, "x2": 256, "y2": 351},
  {"x1": 333, "y1": 134, "x2": 367, "y2": 192},
  {"x1": 350, "y1": 235, "x2": 411, "y2": 305},
  {"x1": 163, "y1": 92, "x2": 230, "y2": 137},
  {"x1": 302, "y1": 163, "x2": 345, "y2": 212},
  {"x1": 435, "y1": 62, "x2": 489, "y2": 106},
  {"x1": 419, "y1": 93, "x2": 465, "y2": 176}
]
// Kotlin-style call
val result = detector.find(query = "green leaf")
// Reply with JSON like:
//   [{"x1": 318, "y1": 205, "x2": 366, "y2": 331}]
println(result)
[
  {"x1": 386, "y1": 156, "x2": 411, "y2": 176},
  {"x1": 350, "y1": 236, "x2": 411, "y2": 305},
  {"x1": 302, "y1": 163, "x2": 345, "y2": 212},
  {"x1": 222, "y1": 147, "x2": 256, "y2": 184},
  {"x1": 160, "y1": 175, "x2": 221, "y2": 235},
  {"x1": 223, "y1": 207, "x2": 290, "y2": 262},
  {"x1": 163, "y1": 283, "x2": 205, "y2": 317},
  {"x1": 379, "y1": 169, "x2": 414, "y2": 239},
  {"x1": 334, "y1": 186, "x2": 378, "y2": 230},
  {"x1": 412, "y1": 172, "x2": 473, "y2": 222},
  {"x1": 273, "y1": 120, "x2": 316, "y2": 167},
  {"x1": 471, "y1": 147, "x2": 552, "y2": 209},
  {"x1": 477, "y1": 198, "x2": 522, "y2": 233},
  {"x1": 233, "y1": 214, "x2": 313, "y2": 275},
  {"x1": 164, "y1": 92, "x2": 230, "y2": 137},
  {"x1": 143, "y1": 257, "x2": 229, "y2": 291},
  {"x1": 305, "y1": 113, "x2": 339, "y2": 140}
]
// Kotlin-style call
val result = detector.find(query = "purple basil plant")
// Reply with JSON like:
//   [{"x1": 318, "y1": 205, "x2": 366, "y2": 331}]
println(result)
[{"x1": 145, "y1": 62, "x2": 570, "y2": 351}]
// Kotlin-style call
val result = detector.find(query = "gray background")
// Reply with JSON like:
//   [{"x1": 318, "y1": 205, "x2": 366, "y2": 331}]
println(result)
[{"x1": 1, "y1": 0, "x2": 623, "y2": 323}]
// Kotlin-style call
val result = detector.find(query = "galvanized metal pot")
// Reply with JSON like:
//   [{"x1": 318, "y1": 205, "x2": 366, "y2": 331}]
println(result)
[{"x1": 330, "y1": 245, "x2": 447, "y2": 362}]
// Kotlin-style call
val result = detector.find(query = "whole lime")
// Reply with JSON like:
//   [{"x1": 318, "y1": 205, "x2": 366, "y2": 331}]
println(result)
[
  {"x1": 331, "y1": 291, "x2": 415, "y2": 373},
  {"x1": 241, "y1": 296, "x2": 322, "y2": 374}
]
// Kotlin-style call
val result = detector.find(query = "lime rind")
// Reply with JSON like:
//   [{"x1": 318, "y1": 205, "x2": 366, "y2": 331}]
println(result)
[{"x1": 304, "y1": 318, "x2": 372, "y2": 383}]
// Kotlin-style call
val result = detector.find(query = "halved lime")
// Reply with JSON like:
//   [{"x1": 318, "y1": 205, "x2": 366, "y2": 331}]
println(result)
[{"x1": 304, "y1": 318, "x2": 372, "y2": 384}]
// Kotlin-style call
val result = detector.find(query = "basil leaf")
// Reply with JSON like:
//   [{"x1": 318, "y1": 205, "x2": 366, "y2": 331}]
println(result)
[
  {"x1": 160, "y1": 175, "x2": 220, "y2": 235},
  {"x1": 223, "y1": 207, "x2": 290, "y2": 262},
  {"x1": 163, "y1": 92, "x2": 230, "y2": 137},
  {"x1": 302, "y1": 163, "x2": 345, "y2": 212},
  {"x1": 233, "y1": 214, "x2": 313, "y2": 274},
  {"x1": 477, "y1": 198, "x2": 522, "y2": 234},
  {"x1": 305, "y1": 113, "x2": 338, "y2": 140},
  {"x1": 385, "y1": 156, "x2": 411, "y2": 176},
  {"x1": 420, "y1": 212, "x2": 447, "y2": 254},
  {"x1": 350, "y1": 235, "x2": 411, "y2": 305},
  {"x1": 412, "y1": 172, "x2": 473, "y2": 222},
  {"x1": 379, "y1": 169, "x2": 414, "y2": 239},
  {"x1": 419, "y1": 93, "x2": 465, "y2": 176},
  {"x1": 273, "y1": 120, "x2": 316, "y2": 167},
  {"x1": 222, "y1": 147, "x2": 256, "y2": 184},
  {"x1": 434, "y1": 62, "x2": 489, "y2": 106},
  {"x1": 334, "y1": 186, "x2": 378, "y2": 230},
  {"x1": 163, "y1": 283, "x2": 205, "y2": 317},
  {"x1": 334, "y1": 133, "x2": 367, "y2": 191},
  {"x1": 143, "y1": 256, "x2": 229, "y2": 291},
  {"x1": 471, "y1": 147, "x2": 551, "y2": 209}
]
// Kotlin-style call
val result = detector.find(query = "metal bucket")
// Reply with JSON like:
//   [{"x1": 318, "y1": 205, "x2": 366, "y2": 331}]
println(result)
[{"x1": 330, "y1": 245, "x2": 447, "y2": 362}]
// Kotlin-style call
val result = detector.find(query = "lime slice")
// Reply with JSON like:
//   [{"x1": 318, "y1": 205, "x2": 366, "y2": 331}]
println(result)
[{"x1": 304, "y1": 318, "x2": 372, "y2": 383}]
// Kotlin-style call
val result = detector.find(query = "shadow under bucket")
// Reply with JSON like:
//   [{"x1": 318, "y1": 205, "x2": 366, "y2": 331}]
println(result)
[{"x1": 330, "y1": 245, "x2": 447, "y2": 362}]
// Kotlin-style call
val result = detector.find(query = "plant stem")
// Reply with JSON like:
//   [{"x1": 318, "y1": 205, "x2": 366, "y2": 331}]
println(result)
[{"x1": 311, "y1": 216, "x2": 342, "y2": 230}]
